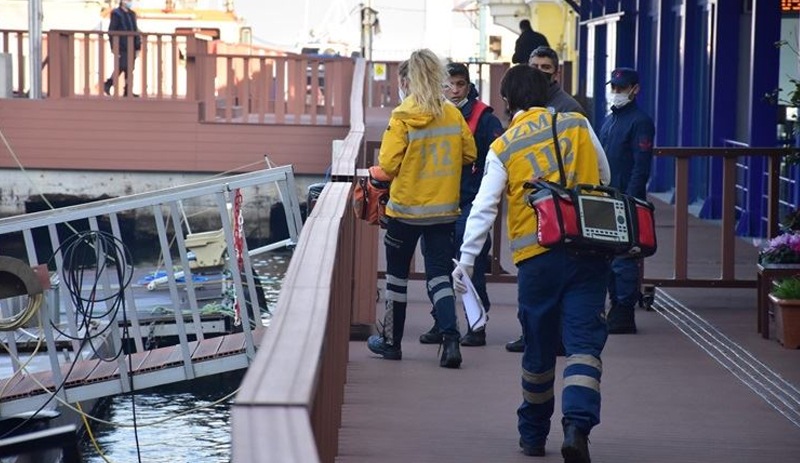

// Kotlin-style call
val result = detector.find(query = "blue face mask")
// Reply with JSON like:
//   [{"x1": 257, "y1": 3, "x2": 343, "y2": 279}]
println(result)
[{"x1": 123, "y1": 1, "x2": 134, "y2": 9}]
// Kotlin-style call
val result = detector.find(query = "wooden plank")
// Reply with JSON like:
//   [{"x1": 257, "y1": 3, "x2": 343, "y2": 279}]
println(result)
[
  {"x1": 136, "y1": 345, "x2": 182, "y2": 372},
  {"x1": 217, "y1": 332, "x2": 246, "y2": 356},
  {"x1": 127, "y1": 350, "x2": 153, "y2": 374},
  {"x1": 4, "y1": 370, "x2": 56, "y2": 399},
  {"x1": 84, "y1": 359, "x2": 120, "y2": 384},
  {"x1": 191, "y1": 336, "x2": 225, "y2": 361},
  {"x1": 0, "y1": 375, "x2": 25, "y2": 401},
  {"x1": 63, "y1": 358, "x2": 102, "y2": 387}
]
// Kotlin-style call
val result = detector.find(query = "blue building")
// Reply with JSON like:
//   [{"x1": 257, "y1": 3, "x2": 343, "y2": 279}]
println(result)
[{"x1": 576, "y1": 0, "x2": 798, "y2": 236}]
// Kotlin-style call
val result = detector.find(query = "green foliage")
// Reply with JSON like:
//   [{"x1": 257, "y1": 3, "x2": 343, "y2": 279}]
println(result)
[{"x1": 772, "y1": 277, "x2": 800, "y2": 300}]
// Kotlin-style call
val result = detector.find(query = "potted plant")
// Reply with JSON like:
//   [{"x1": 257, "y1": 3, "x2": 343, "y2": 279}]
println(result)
[
  {"x1": 758, "y1": 231, "x2": 800, "y2": 265},
  {"x1": 768, "y1": 277, "x2": 800, "y2": 349}
]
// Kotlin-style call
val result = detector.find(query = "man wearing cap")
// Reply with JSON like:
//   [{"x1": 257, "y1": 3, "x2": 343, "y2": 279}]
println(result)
[
  {"x1": 419, "y1": 62, "x2": 504, "y2": 347},
  {"x1": 599, "y1": 67, "x2": 655, "y2": 334}
]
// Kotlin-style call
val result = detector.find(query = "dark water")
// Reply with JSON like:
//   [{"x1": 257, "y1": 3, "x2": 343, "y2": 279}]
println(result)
[{"x1": 80, "y1": 251, "x2": 290, "y2": 463}]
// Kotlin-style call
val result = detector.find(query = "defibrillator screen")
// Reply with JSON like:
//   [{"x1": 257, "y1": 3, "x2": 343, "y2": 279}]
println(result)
[{"x1": 579, "y1": 197, "x2": 618, "y2": 231}]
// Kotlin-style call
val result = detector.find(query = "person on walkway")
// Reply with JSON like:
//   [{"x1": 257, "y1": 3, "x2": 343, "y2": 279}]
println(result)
[
  {"x1": 453, "y1": 65, "x2": 610, "y2": 462},
  {"x1": 504, "y1": 47, "x2": 600, "y2": 353},
  {"x1": 512, "y1": 19, "x2": 550, "y2": 65},
  {"x1": 529, "y1": 46, "x2": 586, "y2": 117},
  {"x1": 599, "y1": 67, "x2": 655, "y2": 334},
  {"x1": 367, "y1": 49, "x2": 477, "y2": 369},
  {"x1": 104, "y1": 1, "x2": 141, "y2": 97},
  {"x1": 418, "y1": 62, "x2": 503, "y2": 348}
]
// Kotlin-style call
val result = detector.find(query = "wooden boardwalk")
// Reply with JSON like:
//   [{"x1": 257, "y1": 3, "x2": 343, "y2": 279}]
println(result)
[{"x1": 336, "y1": 197, "x2": 800, "y2": 463}]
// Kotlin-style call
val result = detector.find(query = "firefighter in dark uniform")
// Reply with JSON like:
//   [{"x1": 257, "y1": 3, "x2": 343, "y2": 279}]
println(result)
[{"x1": 598, "y1": 67, "x2": 655, "y2": 334}]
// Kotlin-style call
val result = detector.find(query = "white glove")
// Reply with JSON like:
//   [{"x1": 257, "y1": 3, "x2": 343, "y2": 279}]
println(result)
[{"x1": 451, "y1": 262, "x2": 474, "y2": 294}]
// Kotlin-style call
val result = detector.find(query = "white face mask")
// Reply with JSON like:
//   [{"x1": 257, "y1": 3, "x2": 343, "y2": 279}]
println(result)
[
  {"x1": 608, "y1": 91, "x2": 631, "y2": 109},
  {"x1": 398, "y1": 88, "x2": 407, "y2": 101},
  {"x1": 454, "y1": 98, "x2": 468, "y2": 108}
]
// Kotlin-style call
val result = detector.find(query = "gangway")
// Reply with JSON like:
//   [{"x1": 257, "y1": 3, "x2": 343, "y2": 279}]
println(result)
[{"x1": 0, "y1": 165, "x2": 303, "y2": 418}]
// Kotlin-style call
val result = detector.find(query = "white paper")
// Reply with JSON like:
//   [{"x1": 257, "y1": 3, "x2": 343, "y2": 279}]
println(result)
[{"x1": 453, "y1": 259, "x2": 487, "y2": 331}]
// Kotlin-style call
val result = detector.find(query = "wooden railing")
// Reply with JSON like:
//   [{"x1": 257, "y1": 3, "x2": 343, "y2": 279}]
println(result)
[
  {"x1": 0, "y1": 30, "x2": 30, "y2": 95},
  {"x1": 646, "y1": 147, "x2": 793, "y2": 288},
  {"x1": 45, "y1": 30, "x2": 190, "y2": 98},
  {"x1": 197, "y1": 52, "x2": 354, "y2": 125},
  {"x1": 231, "y1": 59, "x2": 370, "y2": 463}
]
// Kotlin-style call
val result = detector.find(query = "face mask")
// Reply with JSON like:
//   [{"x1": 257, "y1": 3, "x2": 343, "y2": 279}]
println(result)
[
  {"x1": 124, "y1": 1, "x2": 134, "y2": 8},
  {"x1": 454, "y1": 98, "x2": 468, "y2": 108},
  {"x1": 398, "y1": 88, "x2": 407, "y2": 101},
  {"x1": 608, "y1": 91, "x2": 631, "y2": 109}
]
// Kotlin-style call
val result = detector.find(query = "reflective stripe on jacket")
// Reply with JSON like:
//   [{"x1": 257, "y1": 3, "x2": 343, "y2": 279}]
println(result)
[
  {"x1": 491, "y1": 108, "x2": 601, "y2": 264},
  {"x1": 379, "y1": 97, "x2": 477, "y2": 222}
]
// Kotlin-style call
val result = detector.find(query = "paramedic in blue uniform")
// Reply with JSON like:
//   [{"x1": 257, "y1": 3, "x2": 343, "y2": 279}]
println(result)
[
  {"x1": 599, "y1": 67, "x2": 655, "y2": 334},
  {"x1": 418, "y1": 62, "x2": 503, "y2": 347},
  {"x1": 453, "y1": 65, "x2": 610, "y2": 462}
]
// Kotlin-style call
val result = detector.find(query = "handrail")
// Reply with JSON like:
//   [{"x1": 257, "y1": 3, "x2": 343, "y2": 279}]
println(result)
[
  {"x1": 646, "y1": 146, "x2": 794, "y2": 288},
  {"x1": 232, "y1": 58, "x2": 368, "y2": 463}
]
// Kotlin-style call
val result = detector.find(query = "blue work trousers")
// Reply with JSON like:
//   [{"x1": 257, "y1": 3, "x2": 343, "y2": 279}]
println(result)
[
  {"x1": 608, "y1": 256, "x2": 641, "y2": 308},
  {"x1": 383, "y1": 219, "x2": 459, "y2": 346},
  {"x1": 516, "y1": 247, "x2": 610, "y2": 447}
]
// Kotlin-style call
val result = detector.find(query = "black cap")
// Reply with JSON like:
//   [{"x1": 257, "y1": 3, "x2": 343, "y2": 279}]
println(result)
[{"x1": 608, "y1": 67, "x2": 639, "y2": 87}]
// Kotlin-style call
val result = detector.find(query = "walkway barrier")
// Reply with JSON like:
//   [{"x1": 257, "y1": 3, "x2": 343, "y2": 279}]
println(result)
[
  {"x1": 0, "y1": 166, "x2": 302, "y2": 417},
  {"x1": 231, "y1": 58, "x2": 368, "y2": 463},
  {"x1": 646, "y1": 147, "x2": 793, "y2": 289},
  {"x1": 198, "y1": 52, "x2": 354, "y2": 125}
]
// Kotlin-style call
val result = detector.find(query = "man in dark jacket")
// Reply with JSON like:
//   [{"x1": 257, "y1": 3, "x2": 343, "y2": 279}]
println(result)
[
  {"x1": 529, "y1": 46, "x2": 586, "y2": 117},
  {"x1": 512, "y1": 19, "x2": 549, "y2": 65},
  {"x1": 599, "y1": 67, "x2": 655, "y2": 334},
  {"x1": 104, "y1": 1, "x2": 141, "y2": 97},
  {"x1": 419, "y1": 62, "x2": 504, "y2": 347}
]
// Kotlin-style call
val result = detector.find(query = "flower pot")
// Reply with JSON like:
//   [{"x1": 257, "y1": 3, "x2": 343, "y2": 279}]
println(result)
[{"x1": 768, "y1": 294, "x2": 800, "y2": 349}]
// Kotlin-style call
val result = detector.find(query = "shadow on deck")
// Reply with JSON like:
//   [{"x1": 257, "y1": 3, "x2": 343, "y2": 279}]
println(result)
[{"x1": 336, "y1": 196, "x2": 800, "y2": 463}]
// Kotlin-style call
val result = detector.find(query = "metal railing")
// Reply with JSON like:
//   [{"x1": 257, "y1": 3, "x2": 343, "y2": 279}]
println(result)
[{"x1": 0, "y1": 165, "x2": 302, "y2": 417}]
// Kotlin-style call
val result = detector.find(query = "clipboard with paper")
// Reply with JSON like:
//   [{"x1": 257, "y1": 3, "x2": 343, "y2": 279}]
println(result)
[{"x1": 453, "y1": 259, "x2": 487, "y2": 331}]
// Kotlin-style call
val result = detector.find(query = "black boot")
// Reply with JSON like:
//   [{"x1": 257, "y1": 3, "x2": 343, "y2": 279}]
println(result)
[
  {"x1": 561, "y1": 423, "x2": 591, "y2": 463},
  {"x1": 460, "y1": 327, "x2": 486, "y2": 346},
  {"x1": 506, "y1": 335, "x2": 524, "y2": 352},
  {"x1": 607, "y1": 305, "x2": 637, "y2": 334},
  {"x1": 519, "y1": 438, "x2": 545, "y2": 457},
  {"x1": 440, "y1": 334, "x2": 462, "y2": 368},
  {"x1": 419, "y1": 324, "x2": 442, "y2": 344}
]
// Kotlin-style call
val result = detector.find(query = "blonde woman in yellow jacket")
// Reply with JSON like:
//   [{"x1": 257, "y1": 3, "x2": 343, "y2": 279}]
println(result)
[
  {"x1": 367, "y1": 49, "x2": 476, "y2": 369},
  {"x1": 453, "y1": 65, "x2": 609, "y2": 462}
]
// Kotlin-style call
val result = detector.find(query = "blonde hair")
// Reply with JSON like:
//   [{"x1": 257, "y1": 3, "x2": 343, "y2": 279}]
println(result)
[{"x1": 399, "y1": 49, "x2": 446, "y2": 118}]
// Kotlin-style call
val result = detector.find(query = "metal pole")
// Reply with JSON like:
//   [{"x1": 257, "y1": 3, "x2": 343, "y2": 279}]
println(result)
[
  {"x1": 478, "y1": 1, "x2": 487, "y2": 61},
  {"x1": 28, "y1": 0, "x2": 42, "y2": 99}
]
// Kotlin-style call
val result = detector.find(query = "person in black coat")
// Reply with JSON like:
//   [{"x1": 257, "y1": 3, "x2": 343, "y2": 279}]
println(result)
[
  {"x1": 512, "y1": 19, "x2": 549, "y2": 65},
  {"x1": 104, "y1": 1, "x2": 141, "y2": 97}
]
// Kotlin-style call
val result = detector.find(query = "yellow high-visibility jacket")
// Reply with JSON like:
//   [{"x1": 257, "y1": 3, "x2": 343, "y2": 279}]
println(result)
[
  {"x1": 378, "y1": 97, "x2": 477, "y2": 222},
  {"x1": 493, "y1": 108, "x2": 601, "y2": 264}
]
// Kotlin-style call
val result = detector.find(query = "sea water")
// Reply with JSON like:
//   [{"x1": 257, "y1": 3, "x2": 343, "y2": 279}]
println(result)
[{"x1": 80, "y1": 251, "x2": 290, "y2": 463}]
